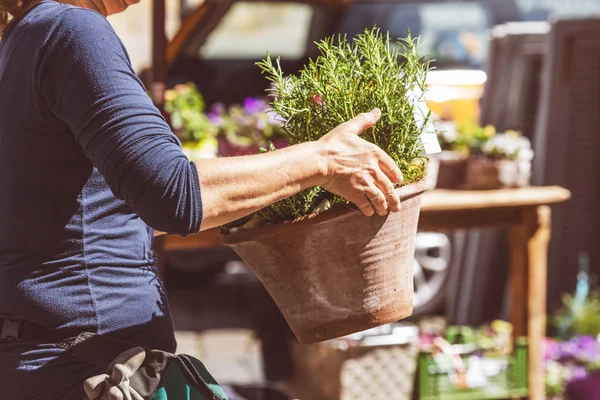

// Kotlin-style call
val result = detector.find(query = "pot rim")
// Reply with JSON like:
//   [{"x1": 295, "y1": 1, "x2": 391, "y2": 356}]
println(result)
[{"x1": 222, "y1": 180, "x2": 428, "y2": 245}]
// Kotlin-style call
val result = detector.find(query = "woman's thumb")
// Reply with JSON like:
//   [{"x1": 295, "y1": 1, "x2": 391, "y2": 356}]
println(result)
[{"x1": 347, "y1": 109, "x2": 382, "y2": 135}]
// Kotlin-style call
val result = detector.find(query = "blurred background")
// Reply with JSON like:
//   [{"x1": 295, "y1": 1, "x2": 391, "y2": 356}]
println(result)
[{"x1": 109, "y1": 1, "x2": 600, "y2": 399}]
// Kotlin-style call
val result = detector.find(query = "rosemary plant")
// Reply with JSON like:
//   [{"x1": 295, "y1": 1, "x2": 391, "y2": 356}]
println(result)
[{"x1": 223, "y1": 27, "x2": 432, "y2": 232}]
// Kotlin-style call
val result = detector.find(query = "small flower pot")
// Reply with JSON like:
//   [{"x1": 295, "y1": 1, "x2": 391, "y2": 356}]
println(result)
[
  {"x1": 464, "y1": 157, "x2": 531, "y2": 190},
  {"x1": 223, "y1": 181, "x2": 428, "y2": 344},
  {"x1": 429, "y1": 151, "x2": 468, "y2": 190}
]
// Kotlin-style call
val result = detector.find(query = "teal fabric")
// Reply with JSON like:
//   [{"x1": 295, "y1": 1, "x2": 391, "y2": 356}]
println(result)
[
  {"x1": 188, "y1": 357, "x2": 228, "y2": 399},
  {"x1": 151, "y1": 357, "x2": 228, "y2": 400}
]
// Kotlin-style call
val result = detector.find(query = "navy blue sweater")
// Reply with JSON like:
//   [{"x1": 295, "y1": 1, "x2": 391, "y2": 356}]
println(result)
[{"x1": 0, "y1": 1, "x2": 202, "y2": 398}]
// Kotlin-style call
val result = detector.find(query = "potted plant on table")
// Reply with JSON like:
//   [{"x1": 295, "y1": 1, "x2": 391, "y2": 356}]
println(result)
[
  {"x1": 221, "y1": 28, "x2": 438, "y2": 344},
  {"x1": 428, "y1": 118, "x2": 471, "y2": 189},
  {"x1": 464, "y1": 129, "x2": 533, "y2": 190}
]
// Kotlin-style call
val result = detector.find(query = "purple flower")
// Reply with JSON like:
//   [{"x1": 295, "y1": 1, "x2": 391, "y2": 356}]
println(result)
[
  {"x1": 210, "y1": 102, "x2": 226, "y2": 115},
  {"x1": 208, "y1": 112, "x2": 223, "y2": 126},
  {"x1": 545, "y1": 338, "x2": 561, "y2": 361},
  {"x1": 571, "y1": 336, "x2": 600, "y2": 363},
  {"x1": 569, "y1": 365, "x2": 588, "y2": 382},
  {"x1": 243, "y1": 97, "x2": 266, "y2": 115},
  {"x1": 548, "y1": 336, "x2": 600, "y2": 364}
]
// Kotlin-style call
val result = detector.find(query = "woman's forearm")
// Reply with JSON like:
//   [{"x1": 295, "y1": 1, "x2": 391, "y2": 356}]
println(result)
[
  {"x1": 195, "y1": 142, "x2": 325, "y2": 231},
  {"x1": 192, "y1": 109, "x2": 402, "y2": 233}
]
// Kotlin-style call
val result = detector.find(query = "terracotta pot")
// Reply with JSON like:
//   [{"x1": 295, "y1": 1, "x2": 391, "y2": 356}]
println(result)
[
  {"x1": 430, "y1": 151, "x2": 468, "y2": 190},
  {"x1": 223, "y1": 181, "x2": 428, "y2": 343},
  {"x1": 464, "y1": 157, "x2": 531, "y2": 190}
]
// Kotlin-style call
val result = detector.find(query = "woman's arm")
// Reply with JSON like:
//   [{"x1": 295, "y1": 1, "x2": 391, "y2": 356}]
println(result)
[
  {"x1": 39, "y1": 10, "x2": 402, "y2": 236},
  {"x1": 197, "y1": 109, "x2": 403, "y2": 230},
  {"x1": 195, "y1": 142, "x2": 323, "y2": 231}
]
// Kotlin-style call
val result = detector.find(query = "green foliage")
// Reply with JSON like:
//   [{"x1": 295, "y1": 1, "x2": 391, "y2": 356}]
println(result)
[
  {"x1": 208, "y1": 98, "x2": 288, "y2": 151},
  {"x1": 227, "y1": 27, "x2": 432, "y2": 227},
  {"x1": 453, "y1": 122, "x2": 497, "y2": 155},
  {"x1": 257, "y1": 27, "x2": 429, "y2": 175},
  {"x1": 551, "y1": 291, "x2": 600, "y2": 338},
  {"x1": 164, "y1": 84, "x2": 216, "y2": 142}
]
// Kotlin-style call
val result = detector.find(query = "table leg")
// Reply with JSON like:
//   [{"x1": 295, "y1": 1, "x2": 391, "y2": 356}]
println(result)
[{"x1": 509, "y1": 205, "x2": 551, "y2": 400}]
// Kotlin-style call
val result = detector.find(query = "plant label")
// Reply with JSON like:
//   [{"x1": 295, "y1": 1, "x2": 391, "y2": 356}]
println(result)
[{"x1": 408, "y1": 87, "x2": 441, "y2": 155}]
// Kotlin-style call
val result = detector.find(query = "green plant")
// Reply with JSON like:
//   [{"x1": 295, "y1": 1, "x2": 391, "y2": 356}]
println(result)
[
  {"x1": 453, "y1": 122, "x2": 496, "y2": 155},
  {"x1": 551, "y1": 291, "x2": 600, "y2": 339},
  {"x1": 222, "y1": 28, "x2": 432, "y2": 231},
  {"x1": 164, "y1": 83, "x2": 216, "y2": 142},
  {"x1": 208, "y1": 97, "x2": 288, "y2": 154}
]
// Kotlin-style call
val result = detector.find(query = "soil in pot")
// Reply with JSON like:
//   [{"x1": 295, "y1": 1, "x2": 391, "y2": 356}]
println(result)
[{"x1": 223, "y1": 181, "x2": 428, "y2": 344}]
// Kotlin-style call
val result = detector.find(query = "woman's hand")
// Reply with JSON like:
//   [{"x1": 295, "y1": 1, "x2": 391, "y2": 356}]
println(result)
[{"x1": 315, "y1": 109, "x2": 403, "y2": 216}]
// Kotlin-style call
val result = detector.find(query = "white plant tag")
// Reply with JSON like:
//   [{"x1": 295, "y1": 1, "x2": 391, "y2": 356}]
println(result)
[{"x1": 407, "y1": 86, "x2": 441, "y2": 155}]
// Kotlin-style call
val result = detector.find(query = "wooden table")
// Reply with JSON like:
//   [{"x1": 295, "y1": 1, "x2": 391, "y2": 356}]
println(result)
[{"x1": 157, "y1": 186, "x2": 570, "y2": 400}]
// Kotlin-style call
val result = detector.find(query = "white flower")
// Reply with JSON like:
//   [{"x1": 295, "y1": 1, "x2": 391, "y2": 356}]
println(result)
[
  {"x1": 482, "y1": 132, "x2": 532, "y2": 160},
  {"x1": 434, "y1": 120, "x2": 458, "y2": 143}
]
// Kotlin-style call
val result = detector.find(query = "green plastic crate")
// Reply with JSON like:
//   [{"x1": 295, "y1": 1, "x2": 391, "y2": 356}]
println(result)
[{"x1": 418, "y1": 337, "x2": 528, "y2": 400}]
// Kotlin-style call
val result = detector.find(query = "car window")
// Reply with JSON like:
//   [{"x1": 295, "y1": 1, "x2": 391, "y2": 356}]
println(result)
[
  {"x1": 515, "y1": 0, "x2": 600, "y2": 20},
  {"x1": 340, "y1": 2, "x2": 493, "y2": 69},
  {"x1": 339, "y1": 0, "x2": 600, "y2": 70},
  {"x1": 200, "y1": 2, "x2": 314, "y2": 60}
]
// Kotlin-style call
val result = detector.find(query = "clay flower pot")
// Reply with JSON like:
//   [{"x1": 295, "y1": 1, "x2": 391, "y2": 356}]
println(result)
[
  {"x1": 429, "y1": 151, "x2": 468, "y2": 190},
  {"x1": 464, "y1": 157, "x2": 531, "y2": 190},
  {"x1": 223, "y1": 181, "x2": 428, "y2": 343}
]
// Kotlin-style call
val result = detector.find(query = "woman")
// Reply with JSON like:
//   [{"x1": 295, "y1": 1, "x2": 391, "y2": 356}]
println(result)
[{"x1": 0, "y1": 0, "x2": 403, "y2": 398}]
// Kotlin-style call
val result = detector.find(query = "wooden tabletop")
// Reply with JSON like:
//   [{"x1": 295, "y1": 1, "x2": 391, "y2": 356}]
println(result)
[
  {"x1": 422, "y1": 186, "x2": 571, "y2": 212},
  {"x1": 156, "y1": 186, "x2": 571, "y2": 249}
]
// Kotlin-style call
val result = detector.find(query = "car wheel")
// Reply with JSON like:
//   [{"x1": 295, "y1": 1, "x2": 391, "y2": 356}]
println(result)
[{"x1": 412, "y1": 232, "x2": 453, "y2": 316}]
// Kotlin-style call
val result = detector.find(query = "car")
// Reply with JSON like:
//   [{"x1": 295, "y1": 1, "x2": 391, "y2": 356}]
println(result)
[{"x1": 160, "y1": 0, "x2": 598, "y2": 125}]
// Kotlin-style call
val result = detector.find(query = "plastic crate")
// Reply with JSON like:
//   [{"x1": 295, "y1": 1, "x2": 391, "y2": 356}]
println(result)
[
  {"x1": 290, "y1": 324, "x2": 420, "y2": 400},
  {"x1": 418, "y1": 337, "x2": 528, "y2": 400}
]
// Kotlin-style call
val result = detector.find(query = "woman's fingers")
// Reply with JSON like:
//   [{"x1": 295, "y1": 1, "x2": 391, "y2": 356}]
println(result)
[
  {"x1": 372, "y1": 169, "x2": 401, "y2": 212},
  {"x1": 356, "y1": 198, "x2": 376, "y2": 217},
  {"x1": 364, "y1": 187, "x2": 389, "y2": 216},
  {"x1": 372, "y1": 145, "x2": 403, "y2": 185}
]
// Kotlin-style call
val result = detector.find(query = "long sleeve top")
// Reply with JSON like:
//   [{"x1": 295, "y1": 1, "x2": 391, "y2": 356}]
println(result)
[{"x1": 0, "y1": 2, "x2": 202, "y2": 398}]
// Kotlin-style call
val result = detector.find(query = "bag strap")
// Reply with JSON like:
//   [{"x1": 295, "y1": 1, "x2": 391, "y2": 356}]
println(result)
[
  {"x1": 0, "y1": 316, "x2": 73, "y2": 343},
  {"x1": 177, "y1": 355, "x2": 228, "y2": 400}
]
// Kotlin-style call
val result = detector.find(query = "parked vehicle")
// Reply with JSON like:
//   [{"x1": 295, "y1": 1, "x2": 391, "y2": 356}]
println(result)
[{"x1": 158, "y1": 0, "x2": 599, "y2": 126}]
